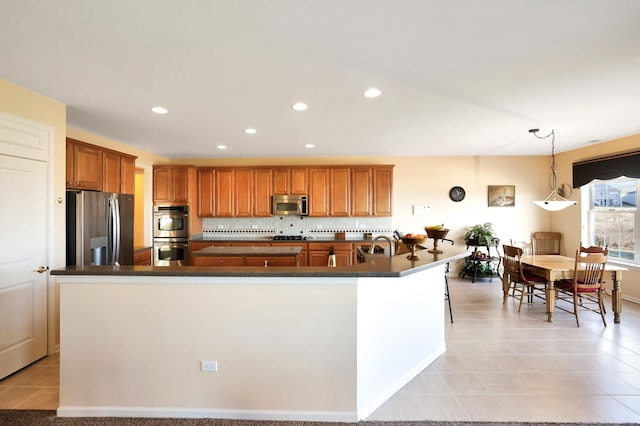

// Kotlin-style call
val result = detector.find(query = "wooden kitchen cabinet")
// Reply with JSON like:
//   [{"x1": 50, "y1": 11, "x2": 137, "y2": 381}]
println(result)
[
  {"x1": 153, "y1": 165, "x2": 194, "y2": 205},
  {"x1": 192, "y1": 256, "x2": 245, "y2": 266},
  {"x1": 307, "y1": 242, "x2": 352, "y2": 267},
  {"x1": 330, "y1": 167, "x2": 351, "y2": 216},
  {"x1": 197, "y1": 168, "x2": 215, "y2": 217},
  {"x1": 373, "y1": 166, "x2": 394, "y2": 216},
  {"x1": 102, "y1": 151, "x2": 121, "y2": 194},
  {"x1": 245, "y1": 256, "x2": 298, "y2": 267},
  {"x1": 103, "y1": 151, "x2": 136, "y2": 194},
  {"x1": 351, "y1": 167, "x2": 373, "y2": 216},
  {"x1": 215, "y1": 168, "x2": 234, "y2": 216},
  {"x1": 253, "y1": 168, "x2": 273, "y2": 216},
  {"x1": 133, "y1": 247, "x2": 152, "y2": 265},
  {"x1": 273, "y1": 167, "x2": 308, "y2": 195},
  {"x1": 234, "y1": 168, "x2": 253, "y2": 217},
  {"x1": 120, "y1": 156, "x2": 136, "y2": 195},
  {"x1": 66, "y1": 138, "x2": 103, "y2": 191},
  {"x1": 308, "y1": 168, "x2": 329, "y2": 216}
]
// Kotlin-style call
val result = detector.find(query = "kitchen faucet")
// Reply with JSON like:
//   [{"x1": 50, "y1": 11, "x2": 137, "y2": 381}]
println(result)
[{"x1": 369, "y1": 235, "x2": 394, "y2": 257}]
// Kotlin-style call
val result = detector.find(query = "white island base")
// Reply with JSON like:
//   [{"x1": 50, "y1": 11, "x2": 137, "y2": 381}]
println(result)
[{"x1": 57, "y1": 265, "x2": 446, "y2": 422}]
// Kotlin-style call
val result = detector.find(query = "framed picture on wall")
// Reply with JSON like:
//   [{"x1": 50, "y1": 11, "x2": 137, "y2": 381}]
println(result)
[{"x1": 488, "y1": 185, "x2": 515, "y2": 207}]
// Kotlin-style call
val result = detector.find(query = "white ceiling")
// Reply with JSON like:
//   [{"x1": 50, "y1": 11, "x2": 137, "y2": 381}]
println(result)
[{"x1": 2, "y1": 0, "x2": 640, "y2": 158}]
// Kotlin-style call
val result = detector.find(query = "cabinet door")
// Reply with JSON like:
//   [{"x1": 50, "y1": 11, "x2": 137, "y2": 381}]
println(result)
[
  {"x1": 133, "y1": 248, "x2": 152, "y2": 265},
  {"x1": 330, "y1": 167, "x2": 351, "y2": 216},
  {"x1": 308, "y1": 168, "x2": 329, "y2": 216},
  {"x1": 153, "y1": 167, "x2": 171, "y2": 203},
  {"x1": 373, "y1": 166, "x2": 393, "y2": 216},
  {"x1": 171, "y1": 167, "x2": 190, "y2": 204},
  {"x1": 215, "y1": 168, "x2": 234, "y2": 217},
  {"x1": 290, "y1": 168, "x2": 308, "y2": 194},
  {"x1": 253, "y1": 168, "x2": 273, "y2": 216},
  {"x1": 120, "y1": 156, "x2": 136, "y2": 195},
  {"x1": 71, "y1": 141, "x2": 103, "y2": 190},
  {"x1": 234, "y1": 168, "x2": 253, "y2": 217},
  {"x1": 197, "y1": 169, "x2": 215, "y2": 217},
  {"x1": 335, "y1": 250, "x2": 352, "y2": 267},
  {"x1": 272, "y1": 168, "x2": 290, "y2": 194},
  {"x1": 102, "y1": 151, "x2": 121, "y2": 194},
  {"x1": 65, "y1": 141, "x2": 74, "y2": 187},
  {"x1": 352, "y1": 167, "x2": 372, "y2": 216}
]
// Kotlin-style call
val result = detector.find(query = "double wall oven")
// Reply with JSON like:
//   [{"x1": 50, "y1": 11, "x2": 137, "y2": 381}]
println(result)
[{"x1": 153, "y1": 205, "x2": 190, "y2": 266}]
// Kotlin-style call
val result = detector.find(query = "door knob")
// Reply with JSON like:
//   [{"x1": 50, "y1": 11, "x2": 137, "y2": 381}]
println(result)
[{"x1": 34, "y1": 266, "x2": 49, "y2": 273}]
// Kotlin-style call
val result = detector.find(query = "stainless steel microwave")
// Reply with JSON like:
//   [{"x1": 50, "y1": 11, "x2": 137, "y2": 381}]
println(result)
[{"x1": 272, "y1": 194, "x2": 309, "y2": 216}]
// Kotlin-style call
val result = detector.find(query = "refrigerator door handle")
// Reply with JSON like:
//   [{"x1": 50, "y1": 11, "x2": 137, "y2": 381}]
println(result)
[{"x1": 113, "y1": 196, "x2": 121, "y2": 266}]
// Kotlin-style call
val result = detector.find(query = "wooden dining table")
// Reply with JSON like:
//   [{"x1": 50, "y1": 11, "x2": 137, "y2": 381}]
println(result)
[{"x1": 504, "y1": 254, "x2": 627, "y2": 323}]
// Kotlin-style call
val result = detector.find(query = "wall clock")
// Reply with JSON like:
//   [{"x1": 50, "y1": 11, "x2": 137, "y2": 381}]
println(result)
[{"x1": 449, "y1": 186, "x2": 466, "y2": 202}]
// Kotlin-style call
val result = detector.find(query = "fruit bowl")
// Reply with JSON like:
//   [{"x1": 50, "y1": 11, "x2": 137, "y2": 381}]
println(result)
[
  {"x1": 401, "y1": 235, "x2": 426, "y2": 260},
  {"x1": 425, "y1": 228, "x2": 449, "y2": 240},
  {"x1": 425, "y1": 228, "x2": 450, "y2": 254}
]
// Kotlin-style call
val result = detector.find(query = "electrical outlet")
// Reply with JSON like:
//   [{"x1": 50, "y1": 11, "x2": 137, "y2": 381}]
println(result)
[
  {"x1": 251, "y1": 224, "x2": 258, "y2": 229},
  {"x1": 200, "y1": 360, "x2": 218, "y2": 372}
]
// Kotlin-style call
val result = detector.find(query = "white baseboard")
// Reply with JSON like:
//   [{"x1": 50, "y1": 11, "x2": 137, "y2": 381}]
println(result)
[{"x1": 56, "y1": 406, "x2": 358, "y2": 422}]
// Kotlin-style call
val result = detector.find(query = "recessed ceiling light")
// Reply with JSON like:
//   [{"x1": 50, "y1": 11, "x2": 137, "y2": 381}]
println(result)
[
  {"x1": 217, "y1": 145, "x2": 227, "y2": 150},
  {"x1": 292, "y1": 102, "x2": 308, "y2": 111},
  {"x1": 244, "y1": 128, "x2": 257, "y2": 134},
  {"x1": 363, "y1": 88, "x2": 382, "y2": 98},
  {"x1": 305, "y1": 144, "x2": 315, "y2": 149},
  {"x1": 151, "y1": 106, "x2": 168, "y2": 114}
]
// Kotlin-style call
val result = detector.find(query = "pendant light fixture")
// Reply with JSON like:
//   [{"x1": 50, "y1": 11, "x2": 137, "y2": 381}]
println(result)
[{"x1": 529, "y1": 128, "x2": 576, "y2": 211}]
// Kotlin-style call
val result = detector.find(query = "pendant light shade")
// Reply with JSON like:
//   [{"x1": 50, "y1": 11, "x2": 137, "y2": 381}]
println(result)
[{"x1": 529, "y1": 129, "x2": 576, "y2": 212}]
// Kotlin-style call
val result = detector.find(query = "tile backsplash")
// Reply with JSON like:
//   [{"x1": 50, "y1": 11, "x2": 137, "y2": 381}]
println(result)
[{"x1": 201, "y1": 216, "x2": 392, "y2": 239}]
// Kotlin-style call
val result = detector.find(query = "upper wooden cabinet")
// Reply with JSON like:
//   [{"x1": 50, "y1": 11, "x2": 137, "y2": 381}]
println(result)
[
  {"x1": 66, "y1": 138, "x2": 137, "y2": 194},
  {"x1": 254, "y1": 168, "x2": 273, "y2": 217},
  {"x1": 66, "y1": 139, "x2": 103, "y2": 191},
  {"x1": 234, "y1": 168, "x2": 253, "y2": 217},
  {"x1": 351, "y1": 166, "x2": 393, "y2": 216},
  {"x1": 330, "y1": 168, "x2": 351, "y2": 217},
  {"x1": 194, "y1": 164, "x2": 393, "y2": 217},
  {"x1": 351, "y1": 167, "x2": 372, "y2": 216},
  {"x1": 120, "y1": 156, "x2": 136, "y2": 195},
  {"x1": 308, "y1": 168, "x2": 330, "y2": 217},
  {"x1": 373, "y1": 166, "x2": 393, "y2": 216},
  {"x1": 197, "y1": 168, "x2": 215, "y2": 217},
  {"x1": 273, "y1": 167, "x2": 308, "y2": 195},
  {"x1": 153, "y1": 165, "x2": 195, "y2": 205}
]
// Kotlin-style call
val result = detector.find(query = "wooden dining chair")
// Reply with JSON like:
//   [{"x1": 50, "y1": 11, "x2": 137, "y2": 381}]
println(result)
[
  {"x1": 532, "y1": 232, "x2": 561, "y2": 255},
  {"x1": 554, "y1": 245, "x2": 608, "y2": 327},
  {"x1": 502, "y1": 244, "x2": 547, "y2": 311}
]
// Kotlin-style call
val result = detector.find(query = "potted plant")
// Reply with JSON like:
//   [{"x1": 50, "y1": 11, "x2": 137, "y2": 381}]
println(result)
[{"x1": 464, "y1": 222, "x2": 499, "y2": 247}]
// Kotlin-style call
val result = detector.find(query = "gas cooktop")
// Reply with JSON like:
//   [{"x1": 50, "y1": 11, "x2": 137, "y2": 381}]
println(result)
[{"x1": 272, "y1": 235, "x2": 307, "y2": 241}]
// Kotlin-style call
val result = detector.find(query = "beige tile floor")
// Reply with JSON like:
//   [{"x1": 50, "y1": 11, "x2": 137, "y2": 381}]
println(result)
[
  {"x1": 2, "y1": 276, "x2": 640, "y2": 423},
  {"x1": 368, "y1": 276, "x2": 640, "y2": 423},
  {"x1": 0, "y1": 353, "x2": 59, "y2": 410}
]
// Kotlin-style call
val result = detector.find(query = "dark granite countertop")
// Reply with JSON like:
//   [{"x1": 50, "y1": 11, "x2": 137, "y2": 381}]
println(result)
[{"x1": 51, "y1": 247, "x2": 467, "y2": 278}]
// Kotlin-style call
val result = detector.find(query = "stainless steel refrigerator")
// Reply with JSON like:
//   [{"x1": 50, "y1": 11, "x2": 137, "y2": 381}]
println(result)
[{"x1": 66, "y1": 190, "x2": 134, "y2": 266}]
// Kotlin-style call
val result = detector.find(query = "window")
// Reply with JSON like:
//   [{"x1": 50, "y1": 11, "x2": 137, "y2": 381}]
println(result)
[{"x1": 585, "y1": 177, "x2": 638, "y2": 263}]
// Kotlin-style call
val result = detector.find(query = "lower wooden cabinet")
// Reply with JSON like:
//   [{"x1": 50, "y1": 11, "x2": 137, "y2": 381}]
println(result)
[
  {"x1": 192, "y1": 256, "x2": 245, "y2": 266},
  {"x1": 307, "y1": 242, "x2": 353, "y2": 267},
  {"x1": 133, "y1": 247, "x2": 152, "y2": 265}
]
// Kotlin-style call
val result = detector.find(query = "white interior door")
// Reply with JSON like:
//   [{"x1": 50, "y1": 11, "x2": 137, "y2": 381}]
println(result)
[{"x1": 0, "y1": 154, "x2": 48, "y2": 379}]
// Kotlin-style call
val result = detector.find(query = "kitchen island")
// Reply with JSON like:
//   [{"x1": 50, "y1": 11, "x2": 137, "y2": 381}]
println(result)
[
  {"x1": 191, "y1": 245, "x2": 302, "y2": 266},
  {"x1": 52, "y1": 247, "x2": 467, "y2": 422}
]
